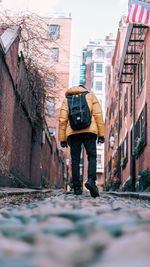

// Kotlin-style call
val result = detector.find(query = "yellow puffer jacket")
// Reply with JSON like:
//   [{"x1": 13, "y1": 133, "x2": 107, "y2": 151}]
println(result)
[{"x1": 58, "y1": 86, "x2": 105, "y2": 142}]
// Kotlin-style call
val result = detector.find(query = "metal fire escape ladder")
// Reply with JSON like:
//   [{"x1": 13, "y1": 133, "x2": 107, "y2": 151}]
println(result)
[{"x1": 119, "y1": 24, "x2": 148, "y2": 84}]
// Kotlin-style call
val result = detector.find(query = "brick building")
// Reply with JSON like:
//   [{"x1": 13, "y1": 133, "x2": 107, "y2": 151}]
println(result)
[
  {"x1": 0, "y1": 26, "x2": 65, "y2": 188},
  {"x1": 44, "y1": 14, "x2": 72, "y2": 142},
  {"x1": 105, "y1": 18, "x2": 150, "y2": 191},
  {"x1": 80, "y1": 35, "x2": 115, "y2": 187},
  {"x1": 43, "y1": 15, "x2": 72, "y2": 186}
]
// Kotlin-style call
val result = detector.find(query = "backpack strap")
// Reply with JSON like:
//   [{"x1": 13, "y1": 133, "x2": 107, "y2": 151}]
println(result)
[{"x1": 70, "y1": 95, "x2": 75, "y2": 114}]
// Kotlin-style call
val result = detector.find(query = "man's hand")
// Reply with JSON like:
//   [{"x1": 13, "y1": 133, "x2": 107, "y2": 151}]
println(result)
[
  {"x1": 60, "y1": 141, "x2": 68, "y2": 148},
  {"x1": 97, "y1": 136, "x2": 105, "y2": 144}
]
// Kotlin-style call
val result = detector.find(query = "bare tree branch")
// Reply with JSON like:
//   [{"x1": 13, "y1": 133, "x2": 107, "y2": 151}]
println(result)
[{"x1": 0, "y1": 9, "x2": 61, "y2": 108}]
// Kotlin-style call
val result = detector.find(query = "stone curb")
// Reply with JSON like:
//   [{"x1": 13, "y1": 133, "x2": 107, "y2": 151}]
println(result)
[
  {"x1": 0, "y1": 188, "x2": 52, "y2": 198},
  {"x1": 105, "y1": 191, "x2": 150, "y2": 201}
]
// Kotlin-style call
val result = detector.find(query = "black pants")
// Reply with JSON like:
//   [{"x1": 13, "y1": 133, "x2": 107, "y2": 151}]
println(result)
[{"x1": 69, "y1": 133, "x2": 97, "y2": 188}]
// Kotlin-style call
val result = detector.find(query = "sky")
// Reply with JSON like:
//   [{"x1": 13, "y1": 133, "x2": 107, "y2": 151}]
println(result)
[{"x1": 0, "y1": 0, "x2": 129, "y2": 84}]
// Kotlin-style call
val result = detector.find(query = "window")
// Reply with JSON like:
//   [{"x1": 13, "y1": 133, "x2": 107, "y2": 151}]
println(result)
[
  {"x1": 119, "y1": 107, "x2": 122, "y2": 131},
  {"x1": 135, "y1": 104, "x2": 147, "y2": 149},
  {"x1": 114, "y1": 117, "x2": 118, "y2": 133},
  {"x1": 79, "y1": 64, "x2": 86, "y2": 84},
  {"x1": 85, "y1": 50, "x2": 92, "y2": 57},
  {"x1": 48, "y1": 24, "x2": 60, "y2": 40},
  {"x1": 95, "y1": 81, "x2": 102, "y2": 91},
  {"x1": 108, "y1": 158, "x2": 112, "y2": 174},
  {"x1": 121, "y1": 133, "x2": 128, "y2": 169},
  {"x1": 95, "y1": 49, "x2": 104, "y2": 59},
  {"x1": 50, "y1": 47, "x2": 59, "y2": 62},
  {"x1": 96, "y1": 63, "x2": 103, "y2": 73},
  {"x1": 45, "y1": 75, "x2": 56, "y2": 88},
  {"x1": 119, "y1": 83, "x2": 123, "y2": 100},
  {"x1": 46, "y1": 97, "x2": 55, "y2": 115},
  {"x1": 138, "y1": 48, "x2": 145, "y2": 94},
  {"x1": 131, "y1": 128, "x2": 133, "y2": 156},
  {"x1": 48, "y1": 127, "x2": 56, "y2": 136},
  {"x1": 124, "y1": 87, "x2": 128, "y2": 117},
  {"x1": 130, "y1": 85, "x2": 133, "y2": 115},
  {"x1": 97, "y1": 154, "x2": 102, "y2": 166},
  {"x1": 109, "y1": 100, "x2": 113, "y2": 121},
  {"x1": 134, "y1": 104, "x2": 147, "y2": 158},
  {"x1": 106, "y1": 51, "x2": 112, "y2": 58}
]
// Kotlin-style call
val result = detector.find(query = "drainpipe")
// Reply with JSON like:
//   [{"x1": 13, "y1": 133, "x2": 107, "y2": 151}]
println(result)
[
  {"x1": 118, "y1": 81, "x2": 120, "y2": 148},
  {"x1": 131, "y1": 64, "x2": 136, "y2": 191},
  {"x1": 117, "y1": 80, "x2": 121, "y2": 183},
  {"x1": 131, "y1": 25, "x2": 137, "y2": 192}
]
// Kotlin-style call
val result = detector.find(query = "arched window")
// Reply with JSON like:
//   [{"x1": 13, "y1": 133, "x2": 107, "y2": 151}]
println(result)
[{"x1": 95, "y1": 49, "x2": 104, "y2": 59}]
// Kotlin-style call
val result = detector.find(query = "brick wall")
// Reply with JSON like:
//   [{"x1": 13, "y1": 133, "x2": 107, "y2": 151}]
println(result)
[
  {"x1": 10, "y1": 101, "x2": 32, "y2": 183},
  {"x1": 0, "y1": 49, "x2": 15, "y2": 180},
  {"x1": 0, "y1": 28, "x2": 65, "y2": 188},
  {"x1": 105, "y1": 25, "x2": 150, "y2": 190},
  {"x1": 50, "y1": 137, "x2": 65, "y2": 188}
]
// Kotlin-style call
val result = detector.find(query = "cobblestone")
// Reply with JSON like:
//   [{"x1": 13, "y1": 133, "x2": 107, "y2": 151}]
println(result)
[{"x1": 0, "y1": 190, "x2": 150, "y2": 267}]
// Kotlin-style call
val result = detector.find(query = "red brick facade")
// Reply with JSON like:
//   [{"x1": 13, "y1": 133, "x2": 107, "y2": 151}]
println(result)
[
  {"x1": 105, "y1": 21, "x2": 150, "y2": 191},
  {"x1": 0, "y1": 27, "x2": 65, "y2": 188}
]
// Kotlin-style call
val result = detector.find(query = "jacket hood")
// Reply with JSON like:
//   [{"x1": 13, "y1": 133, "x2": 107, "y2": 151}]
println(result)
[{"x1": 65, "y1": 86, "x2": 89, "y2": 96}]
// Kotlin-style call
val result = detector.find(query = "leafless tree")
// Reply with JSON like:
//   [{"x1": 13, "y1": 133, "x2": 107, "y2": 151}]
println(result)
[{"x1": 0, "y1": 9, "x2": 61, "y2": 107}]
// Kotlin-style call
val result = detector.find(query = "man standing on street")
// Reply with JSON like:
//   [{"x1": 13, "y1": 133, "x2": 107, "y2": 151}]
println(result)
[{"x1": 58, "y1": 85, "x2": 105, "y2": 198}]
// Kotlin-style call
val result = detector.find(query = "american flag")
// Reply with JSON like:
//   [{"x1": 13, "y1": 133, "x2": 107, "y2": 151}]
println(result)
[{"x1": 126, "y1": 0, "x2": 150, "y2": 26}]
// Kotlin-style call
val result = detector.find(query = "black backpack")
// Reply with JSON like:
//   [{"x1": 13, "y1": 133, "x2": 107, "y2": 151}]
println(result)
[{"x1": 67, "y1": 93, "x2": 91, "y2": 130}]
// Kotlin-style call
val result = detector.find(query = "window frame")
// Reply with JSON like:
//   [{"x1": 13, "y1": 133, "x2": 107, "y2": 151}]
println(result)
[
  {"x1": 95, "y1": 49, "x2": 104, "y2": 59},
  {"x1": 121, "y1": 133, "x2": 128, "y2": 169},
  {"x1": 95, "y1": 80, "x2": 103, "y2": 91},
  {"x1": 138, "y1": 47, "x2": 146, "y2": 95},
  {"x1": 50, "y1": 47, "x2": 59, "y2": 62},
  {"x1": 95, "y1": 63, "x2": 103, "y2": 73},
  {"x1": 97, "y1": 153, "x2": 102, "y2": 166},
  {"x1": 119, "y1": 107, "x2": 122, "y2": 132},
  {"x1": 135, "y1": 103, "x2": 147, "y2": 157},
  {"x1": 46, "y1": 96, "x2": 55, "y2": 115},
  {"x1": 48, "y1": 127, "x2": 56, "y2": 136},
  {"x1": 124, "y1": 86, "x2": 128, "y2": 117},
  {"x1": 45, "y1": 75, "x2": 56, "y2": 88},
  {"x1": 48, "y1": 24, "x2": 60, "y2": 40},
  {"x1": 136, "y1": 104, "x2": 147, "y2": 142}
]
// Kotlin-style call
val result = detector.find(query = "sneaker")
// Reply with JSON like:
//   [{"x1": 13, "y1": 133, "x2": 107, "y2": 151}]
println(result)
[
  {"x1": 85, "y1": 179, "x2": 99, "y2": 198},
  {"x1": 74, "y1": 187, "x2": 82, "y2": 195}
]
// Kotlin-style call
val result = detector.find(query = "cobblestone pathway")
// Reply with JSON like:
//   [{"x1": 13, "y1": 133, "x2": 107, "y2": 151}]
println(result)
[{"x1": 0, "y1": 190, "x2": 150, "y2": 267}]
